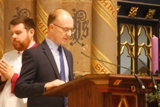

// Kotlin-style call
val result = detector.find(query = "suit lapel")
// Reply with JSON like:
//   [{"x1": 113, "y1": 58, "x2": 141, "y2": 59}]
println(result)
[{"x1": 41, "y1": 40, "x2": 60, "y2": 79}]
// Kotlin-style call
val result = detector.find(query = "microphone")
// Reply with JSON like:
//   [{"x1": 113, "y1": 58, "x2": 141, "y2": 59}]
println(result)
[
  {"x1": 127, "y1": 55, "x2": 157, "y2": 92},
  {"x1": 81, "y1": 52, "x2": 134, "y2": 74},
  {"x1": 134, "y1": 74, "x2": 147, "y2": 92},
  {"x1": 151, "y1": 73, "x2": 157, "y2": 93},
  {"x1": 134, "y1": 74, "x2": 149, "y2": 107},
  {"x1": 81, "y1": 52, "x2": 147, "y2": 91}
]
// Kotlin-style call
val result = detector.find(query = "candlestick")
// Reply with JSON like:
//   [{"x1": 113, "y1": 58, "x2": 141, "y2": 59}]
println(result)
[{"x1": 152, "y1": 35, "x2": 159, "y2": 75}]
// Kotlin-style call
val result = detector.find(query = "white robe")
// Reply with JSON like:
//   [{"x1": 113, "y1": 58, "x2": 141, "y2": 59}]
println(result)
[{"x1": 0, "y1": 50, "x2": 27, "y2": 107}]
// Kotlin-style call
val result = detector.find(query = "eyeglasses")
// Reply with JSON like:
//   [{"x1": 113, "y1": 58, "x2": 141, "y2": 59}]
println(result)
[{"x1": 53, "y1": 23, "x2": 75, "y2": 35}]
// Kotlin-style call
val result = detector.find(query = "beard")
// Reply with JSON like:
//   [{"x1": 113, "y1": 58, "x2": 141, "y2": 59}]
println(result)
[{"x1": 12, "y1": 36, "x2": 31, "y2": 51}]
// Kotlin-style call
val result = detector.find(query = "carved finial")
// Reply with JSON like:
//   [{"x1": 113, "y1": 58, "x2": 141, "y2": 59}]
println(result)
[
  {"x1": 128, "y1": 7, "x2": 139, "y2": 17},
  {"x1": 145, "y1": 9, "x2": 156, "y2": 19},
  {"x1": 117, "y1": 5, "x2": 121, "y2": 13}
]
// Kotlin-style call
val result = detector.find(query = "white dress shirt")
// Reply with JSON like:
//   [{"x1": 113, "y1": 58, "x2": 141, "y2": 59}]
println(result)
[{"x1": 46, "y1": 38, "x2": 69, "y2": 82}]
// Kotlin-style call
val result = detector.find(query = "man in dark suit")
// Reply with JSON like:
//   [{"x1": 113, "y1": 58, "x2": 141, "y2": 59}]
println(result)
[{"x1": 14, "y1": 9, "x2": 74, "y2": 107}]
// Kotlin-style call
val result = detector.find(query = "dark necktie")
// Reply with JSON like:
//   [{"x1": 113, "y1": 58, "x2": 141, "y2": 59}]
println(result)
[
  {"x1": 58, "y1": 46, "x2": 66, "y2": 81},
  {"x1": 58, "y1": 46, "x2": 67, "y2": 107}
]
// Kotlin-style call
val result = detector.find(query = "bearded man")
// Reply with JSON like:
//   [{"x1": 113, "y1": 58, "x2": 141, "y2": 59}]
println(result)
[{"x1": 0, "y1": 17, "x2": 38, "y2": 107}]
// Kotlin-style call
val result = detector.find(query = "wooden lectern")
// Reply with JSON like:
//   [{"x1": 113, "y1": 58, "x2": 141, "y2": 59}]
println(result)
[{"x1": 43, "y1": 74, "x2": 160, "y2": 107}]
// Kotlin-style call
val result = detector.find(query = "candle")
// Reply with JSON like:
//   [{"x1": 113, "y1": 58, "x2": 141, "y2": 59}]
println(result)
[{"x1": 152, "y1": 35, "x2": 159, "y2": 75}]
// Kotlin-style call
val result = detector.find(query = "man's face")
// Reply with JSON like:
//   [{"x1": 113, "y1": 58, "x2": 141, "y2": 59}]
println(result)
[
  {"x1": 9, "y1": 23, "x2": 32, "y2": 51},
  {"x1": 49, "y1": 13, "x2": 74, "y2": 46}
]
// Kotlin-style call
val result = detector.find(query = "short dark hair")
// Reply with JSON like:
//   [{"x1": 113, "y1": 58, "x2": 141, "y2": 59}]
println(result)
[{"x1": 9, "y1": 17, "x2": 35, "y2": 31}]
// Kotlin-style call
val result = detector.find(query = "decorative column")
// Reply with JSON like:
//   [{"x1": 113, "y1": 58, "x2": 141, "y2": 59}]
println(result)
[
  {"x1": 36, "y1": 0, "x2": 62, "y2": 44},
  {"x1": 92, "y1": 0, "x2": 117, "y2": 74},
  {"x1": 0, "y1": 0, "x2": 4, "y2": 58},
  {"x1": 62, "y1": 0, "x2": 92, "y2": 76}
]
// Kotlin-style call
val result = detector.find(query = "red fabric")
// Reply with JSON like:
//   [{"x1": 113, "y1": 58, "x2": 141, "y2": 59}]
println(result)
[
  {"x1": 31, "y1": 43, "x2": 38, "y2": 48},
  {"x1": 10, "y1": 42, "x2": 38, "y2": 93},
  {"x1": 11, "y1": 73, "x2": 18, "y2": 93}
]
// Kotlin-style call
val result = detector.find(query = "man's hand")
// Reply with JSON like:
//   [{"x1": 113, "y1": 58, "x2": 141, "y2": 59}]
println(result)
[
  {"x1": 44, "y1": 79, "x2": 65, "y2": 91},
  {"x1": 0, "y1": 72, "x2": 7, "y2": 82},
  {"x1": 0, "y1": 60, "x2": 14, "y2": 80}
]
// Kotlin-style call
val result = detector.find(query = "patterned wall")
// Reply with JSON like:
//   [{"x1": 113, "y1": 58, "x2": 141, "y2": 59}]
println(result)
[{"x1": 0, "y1": 0, "x2": 117, "y2": 76}]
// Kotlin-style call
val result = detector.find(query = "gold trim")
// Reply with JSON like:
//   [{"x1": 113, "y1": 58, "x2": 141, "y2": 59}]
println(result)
[
  {"x1": 119, "y1": 24, "x2": 153, "y2": 74},
  {"x1": 0, "y1": 36, "x2": 3, "y2": 58},
  {"x1": 145, "y1": 9, "x2": 156, "y2": 19},
  {"x1": 92, "y1": 44, "x2": 116, "y2": 74},
  {"x1": 113, "y1": 79, "x2": 122, "y2": 85},
  {"x1": 137, "y1": 26, "x2": 152, "y2": 74},
  {"x1": 117, "y1": 5, "x2": 121, "y2": 13},
  {"x1": 0, "y1": 0, "x2": 4, "y2": 58},
  {"x1": 128, "y1": 7, "x2": 139, "y2": 17},
  {"x1": 36, "y1": 0, "x2": 48, "y2": 43},
  {"x1": 93, "y1": 0, "x2": 117, "y2": 34},
  {"x1": 113, "y1": 93, "x2": 138, "y2": 107},
  {"x1": 120, "y1": 24, "x2": 136, "y2": 73}
]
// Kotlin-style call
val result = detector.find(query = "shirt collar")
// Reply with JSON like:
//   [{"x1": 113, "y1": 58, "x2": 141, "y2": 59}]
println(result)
[
  {"x1": 27, "y1": 41, "x2": 36, "y2": 49},
  {"x1": 45, "y1": 38, "x2": 59, "y2": 51}
]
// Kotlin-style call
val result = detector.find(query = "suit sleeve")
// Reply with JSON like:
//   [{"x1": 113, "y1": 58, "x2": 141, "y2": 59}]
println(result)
[{"x1": 14, "y1": 49, "x2": 45, "y2": 98}]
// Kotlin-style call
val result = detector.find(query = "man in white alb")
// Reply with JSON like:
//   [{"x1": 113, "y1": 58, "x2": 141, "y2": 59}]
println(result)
[{"x1": 0, "y1": 16, "x2": 38, "y2": 107}]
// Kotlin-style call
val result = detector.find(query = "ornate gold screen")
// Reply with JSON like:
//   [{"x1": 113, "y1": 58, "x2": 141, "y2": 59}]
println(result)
[
  {"x1": 119, "y1": 24, "x2": 152, "y2": 75},
  {"x1": 117, "y1": 1, "x2": 160, "y2": 75}
]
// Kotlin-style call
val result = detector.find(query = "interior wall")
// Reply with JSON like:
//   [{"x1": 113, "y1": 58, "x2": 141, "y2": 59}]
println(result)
[{"x1": 0, "y1": 0, "x2": 117, "y2": 77}]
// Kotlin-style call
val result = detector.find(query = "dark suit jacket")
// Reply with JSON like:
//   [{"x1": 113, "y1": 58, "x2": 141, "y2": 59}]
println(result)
[{"x1": 15, "y1": 40, "x2": 74, "y2": 107}]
